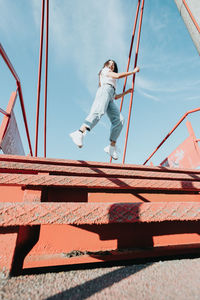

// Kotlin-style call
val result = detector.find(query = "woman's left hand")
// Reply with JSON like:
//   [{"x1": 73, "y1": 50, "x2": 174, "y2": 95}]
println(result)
[{"x1": 127, "y1": 88, "x2": 133, "y2": 94}]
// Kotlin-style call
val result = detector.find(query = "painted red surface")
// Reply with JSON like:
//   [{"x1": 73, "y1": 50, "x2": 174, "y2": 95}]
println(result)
[
  {"x1": 0, "y1": 155, "x2": 200, "y2": 276},
  {"x1": 161, "y1": 121, "x2": 200, "y2": 169}
]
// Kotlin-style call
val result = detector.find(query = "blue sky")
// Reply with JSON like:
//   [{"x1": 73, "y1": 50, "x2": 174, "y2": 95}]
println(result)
[{"x1": 0, "y1": 0, "x2": 200, "y2": 165}]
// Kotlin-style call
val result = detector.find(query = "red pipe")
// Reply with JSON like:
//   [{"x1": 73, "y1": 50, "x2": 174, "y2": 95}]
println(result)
[
  {"x1": 44, "y1": 0, "x2": 49, "y2": 158},
  {"x1": 122, "y1": 0, "x2": 145, "y2": 164},
  {"x1": 119, "y1": 0, "x2": 141, "y2": 112},
  {"x1": 17, "y1": 83, "x2": 33, "y2": 156},
  {"x1": 0, "y1": 43, "x2": 20, "y2": 82},
  {"x1": 110, "y1": 0, "x2": 141, "y2": 163},
  {"x1": 182, "y1": 0, "x2": 200, "y2": 34},
  {"x1": 0, "y1": 43, "x2": 33, "y2": 156},
  {"x1": 143, "y1": 107, "x2": 200, "y2": 165},
  {"x1": 0, "y1": 108, "x2": 10, "y2": 117},
  {"x1": 35, "y1": 0, "x2": 45, "y2": 157}
]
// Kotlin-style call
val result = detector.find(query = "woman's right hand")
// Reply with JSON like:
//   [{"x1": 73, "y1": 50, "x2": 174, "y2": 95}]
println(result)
[{"x1": 134, "y1": 66, "x2": 140, "y2": 73}]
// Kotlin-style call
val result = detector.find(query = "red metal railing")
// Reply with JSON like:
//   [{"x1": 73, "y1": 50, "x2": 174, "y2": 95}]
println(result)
[
  {"x1": 110, "y1": 0, "x2": 141, "y2": 163},
  {"x1": 119, "y1": 0, "x2": 141, "y2": 112},
  {"x1": 0, "y1": 108, "x2": 10, "y2": 117},
  {"x1": 35, "y1": 0, "x2": 49, "y2": 157},
  {"x1": 143, "y1": 107, "x2": 200, "y2": 165},
  {"x1": 122, "y1": 0, "x2": 145, "y2": 164},
  {"x1": 0, "y1": 43, "x2": 33, "y2": 156}
]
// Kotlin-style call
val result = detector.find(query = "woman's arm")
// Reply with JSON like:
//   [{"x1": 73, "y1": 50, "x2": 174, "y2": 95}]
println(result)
[
  {"x1": 107, "y1": 66, "x2": 140, "y2": 79},
  {"x1": 114, "y1": 88, "x2": 133, "y2": 100}
]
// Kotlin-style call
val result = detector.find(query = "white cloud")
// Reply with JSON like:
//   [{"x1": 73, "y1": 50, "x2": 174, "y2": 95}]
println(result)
[
  {"x1": 138, "y1": 89, "x2": 160, "y2": 102},
  {"x1": 31, "y1": 0, "x2": 128, "y2": 95},
  {"x1": 137, "y1": 75, "x2": 200, "y2": 94}
]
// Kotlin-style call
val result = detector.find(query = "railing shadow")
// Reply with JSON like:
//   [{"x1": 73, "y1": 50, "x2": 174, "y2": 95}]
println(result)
[{"x1": 45, "y1": 263, "x2": 152, "y2": 300}]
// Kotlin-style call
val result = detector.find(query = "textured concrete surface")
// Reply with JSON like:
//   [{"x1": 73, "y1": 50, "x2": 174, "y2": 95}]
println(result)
[{"x1": 0, "y1": 257, "x2": 200, "y2": 300}]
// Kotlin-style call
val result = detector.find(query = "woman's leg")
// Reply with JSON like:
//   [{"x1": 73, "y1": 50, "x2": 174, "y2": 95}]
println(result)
[
  {"x1": 106, "y1": 100, "x2": 124, "y2": 143},
  {"x1": 70, "y1": 86, "x2": 112, "y2": 148},
  {"x1": 83, "y1": 86, "x2": 111, "y2": 131},
  {"x1": 104, "y1": 101, "x2": 124, "y2": 160}
]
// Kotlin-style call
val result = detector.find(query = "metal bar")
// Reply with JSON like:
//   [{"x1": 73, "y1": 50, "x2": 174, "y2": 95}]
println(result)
[
  {"x1": 17, "y1": 83, "x2": 33, "y2": 156},
  {"x1": 119, "y1": 0, "x2": 141, "y2": 112},
  {"x1": 35, "y1": 0, "x2": 45, "y2": 157},
  {"x1": 0, "y1": 92, "x2": 17, "y2": 144},
  {"x1": 182, "y1": 0, "x2": 200, "y2": 33},
  {"x1": 44, "y1": 0, "x2": 49, "y2": 158},
  {"x1": 143, "y1": 107, "x2": 200, "y2": 165},
  {"x1": 0, "y1": 108, "x2": 10, "y2": 117},
  {"x1": 0, "y1": 43, "x2": 20, "y2": 82},
  {"x1": 110, "y1": 0, "x2": 141, "y2": 163},
  {"x1": 122, "y1": 0, "x2": 145, "y2": 164},
  {"x1": 1, "y1": 173, "x2": 200, "y2": 191}
]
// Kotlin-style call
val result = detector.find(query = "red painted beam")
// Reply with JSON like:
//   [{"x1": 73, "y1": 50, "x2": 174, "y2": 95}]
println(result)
[
  {"x1": 1, "y1": 160, "x2": 200, "y2": 182},
  {"x1": 1, "y1": 173, "x2": 200, "y2": 192},
  {"x1": 1, "y1": 154, "x2": 200, "y2": 175},
  {"x1": 0, "y1": 202, "x2": 200, "y2": 226}
]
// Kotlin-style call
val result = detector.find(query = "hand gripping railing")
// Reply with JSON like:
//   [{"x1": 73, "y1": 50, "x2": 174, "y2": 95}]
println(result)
[
  {"x1": 0, "y1": 43, "x2": 33, "y2": 156},
  {"x1": 143, "y1": 107, "x2": 200, "y2": 165},
  {"x1": 110, "y1": 0, "x2": 144, "y2": 164}
]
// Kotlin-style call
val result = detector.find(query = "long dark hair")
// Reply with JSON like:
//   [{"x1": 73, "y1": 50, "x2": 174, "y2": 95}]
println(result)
[{"x1": 98, "y1": 59, "x2": 118, "y2": 86}]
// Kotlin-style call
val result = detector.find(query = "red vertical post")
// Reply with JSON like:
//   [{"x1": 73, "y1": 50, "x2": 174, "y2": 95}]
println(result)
[
  {"x1": 44, "y1": 0, "x2": 49, "y2": 158},
  {"x1": 110, "y1": 0, "x2": 141, "y2": 163},
  {"x1": 17, "y1": 83, "x2": 33, "y2": 156},
  {"x1": 122, "y1": 0, "x2": 145, "y2": 164},
  {"x1": 35, "y1": 0, "x2": 45, "y2": 157},
  {"x1": 120, "y1": 0, "x2": 141, "y2": 112}
]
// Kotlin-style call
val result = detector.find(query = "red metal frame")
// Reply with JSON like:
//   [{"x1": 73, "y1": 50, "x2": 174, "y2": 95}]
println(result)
[
  {"x1": 1, "y1": 154, "x2": 200, "y2": 275},
  {"x1": 0, "y1": 91, "x2": 17, "y2": 144},
  {"x1": 183, "y1": 0, "x2": 200, "y2": 34},
  {"x1": 0, "y1": 43, "x2": 33, "y2": 156},
  {"x1": 110, "y1": 0, "x2": 141, "y2": 163},
  {"x1": 35, "y1": 0, "x2": 45, "y2": 157},
  {"x1": 120, "y1": 0, "x2": 141, "y2": 112},
  {"x1": 0, "y1": 108, "x2": 10, "y2": 117},
  {"x1": 144, "y1": 107, "x2": 200, "y2": 165},
  {"x1": 44, "y1": 0, "x2": 49, "y2": 158},
  {"x1": 122, "y1": 0, "x2": 145, "y2": 164},
  {"x1": 35, "y1": 0, "x2": 49, "y2": 158}
]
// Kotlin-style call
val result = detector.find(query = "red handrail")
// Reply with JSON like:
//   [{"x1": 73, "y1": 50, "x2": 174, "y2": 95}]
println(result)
[
  {"x1": 143, "y1": 107, "x2": 200, "y2": 165},
  {"x1": 35, "y1": 0, "x2": 45, "y2": 157},
  {"x1": 122, "y1": 0, "x2": 145, "y2": 164},
  {"x1": 44, "y1": 0, "x2": 49, "y2": 158},
  {"x1": 0, "y1": 43, "x2": 33, "y2": 156},
  {"x1": 0, "y1": 108, "x2": 10, "y2": 117},
  {"x1": 120, "y1": 0, "x2": 141, "y2": 112},
  {"x1": 35, "y1": 0, "x2": 49, "y2": 158},
  {"x1": 110, "y1": 0, "x2": 141, "y2": 163}
]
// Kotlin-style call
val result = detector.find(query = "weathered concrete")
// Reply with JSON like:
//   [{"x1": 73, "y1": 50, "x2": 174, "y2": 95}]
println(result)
[
  {"x1": 0, "y1": 257, "x2": 200, "y2": 299},
  {"x1": 174, "y1": 0, "x2": 200, "y2": 54}
]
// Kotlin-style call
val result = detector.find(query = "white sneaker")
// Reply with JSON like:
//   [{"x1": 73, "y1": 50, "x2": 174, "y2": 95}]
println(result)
[
  {"x1": 69, "y1": 130, "x2": 84, "y2": 148},
  {"x1": 104, "y1": 145, "x2": 118, "y2": 160}
]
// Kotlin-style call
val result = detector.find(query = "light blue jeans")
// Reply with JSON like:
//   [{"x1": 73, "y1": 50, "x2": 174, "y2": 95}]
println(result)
[{"x1": 83, "y1": 84, "x2": 124, "y2": 142}]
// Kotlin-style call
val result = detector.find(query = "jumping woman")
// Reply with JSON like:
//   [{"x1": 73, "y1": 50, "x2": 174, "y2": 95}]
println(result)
[{"x1": 70, "y1": 59, "x2": 139, "y2": 160}]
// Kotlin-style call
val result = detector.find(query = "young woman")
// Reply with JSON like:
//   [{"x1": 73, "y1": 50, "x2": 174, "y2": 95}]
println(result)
[{"x1": 70, "y1": 59, "x2": 139, "y2": 160}]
